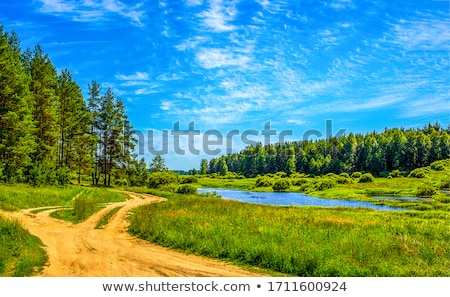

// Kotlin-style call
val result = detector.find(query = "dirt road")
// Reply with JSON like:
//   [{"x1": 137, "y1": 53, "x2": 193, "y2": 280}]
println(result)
[{"x1": 2, "y1": 192, "x2": 263, "y2": 276}]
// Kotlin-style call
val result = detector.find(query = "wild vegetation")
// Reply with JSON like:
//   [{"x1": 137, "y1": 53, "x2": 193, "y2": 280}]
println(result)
[
  {"x1": 129, "y1": 194, "x2": 449, "y2": 276},
  {"x1": 0, "y1": 217, "x2": 47, "y2": 276}
]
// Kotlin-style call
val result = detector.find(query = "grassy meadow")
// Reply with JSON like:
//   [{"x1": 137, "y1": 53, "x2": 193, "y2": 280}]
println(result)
[
  {"x1": 128, "y1": 161, "x2": 450, "y2": 276},
  {"x1": 129, "y1": 194, "x2": 449, "y2": 276}
]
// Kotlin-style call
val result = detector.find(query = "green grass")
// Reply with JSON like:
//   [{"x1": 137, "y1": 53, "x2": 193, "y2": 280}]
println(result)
[
  {"x1": 129, "y1": 194, "x2": 449, "y2": 276},
  {"x1": 0, "y1": 184, "x2": 84, "y2": 211},
  {"x1": 95, "y1": 206, "x2": 123, "y2": 229},
  {"x1": 0, "y1": 216, "x2": 48, "y2": 276},
  {"x1": 50, "y1": 188, "x2": 127, "y2": 224}
]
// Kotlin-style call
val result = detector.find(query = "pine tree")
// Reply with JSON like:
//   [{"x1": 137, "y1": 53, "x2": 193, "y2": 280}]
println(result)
[
  {"x1": 27, "y1": 44, "x2": 59, "y2": 184},
  {"x1": 0, "y1": 27, "x2": 36, "y2": 182}
]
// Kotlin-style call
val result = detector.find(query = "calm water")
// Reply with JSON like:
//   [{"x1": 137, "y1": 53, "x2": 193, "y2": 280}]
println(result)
[{"x1": 198, "y1": 188, "x2": 404, "y2": 211}]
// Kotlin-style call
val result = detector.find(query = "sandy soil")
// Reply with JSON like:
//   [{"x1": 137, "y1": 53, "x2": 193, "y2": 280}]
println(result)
[{"x1": 1, "y1": 192, "x2": 263, "y2": 277}]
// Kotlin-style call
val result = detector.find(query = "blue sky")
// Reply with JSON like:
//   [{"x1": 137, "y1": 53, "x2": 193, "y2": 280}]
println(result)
[{"x1": 1, "y1": 0, "x2": 449, "y2": 169}]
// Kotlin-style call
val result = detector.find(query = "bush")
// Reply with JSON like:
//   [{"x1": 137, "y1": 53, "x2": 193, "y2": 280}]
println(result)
[
  {"x1": 336, "y1": 176, "x2": 352, "y2": 184},
  {"x1": 408, "y1": 169, "x2": 428, "y2": 178},
  {"x1": 158, "y1": 183, "x2": 179, "y2": 193},
  {"x1": 314, "y1": 179, "x2": 336, "y2": 190},
  {"x1": 275, "y1": 172, "x2": 287, "y2": 178},
  {"x1": 255, "y1": 176, "x2": 273, "y2": 187},
  {"x1": 351, "y1": 172, "x2": 362, "y2": 179},
  {"x1": 431, "y1": 161, "x2": 446, "y2": 171},
  {"x1": 439, "y1": 178, "x2": 450, "y2": 189},
  {"x1": 415, "y1": 184, "x2": 436, "y2": 197},
  {"x1": 177, "y1": 184, "x2": 197, "y2": 194},
  {"x1": 181, "y1": 176, "x2": 198, "y2": 184},
  {"x1": 147, "y1": 171, "x2": 180, "y2": 189},
  {"x1": 359, "y1": 173, "x2": 374, "y2": 183},
  {"x1": 325, "y1": 173, "x2": 339, "y2": 179},
  {"x1": 292, "y1": 178, "x2": 309, "y2": 186},
  {"x1": 272, "y1": 179, "x2": 291, "y2": 191},
  {"x1": 389, "y1": 169, "x2": 402, "y2": 178},
  {"x1": 339, "y1": 172, "x2": 350, "y2": 178}
]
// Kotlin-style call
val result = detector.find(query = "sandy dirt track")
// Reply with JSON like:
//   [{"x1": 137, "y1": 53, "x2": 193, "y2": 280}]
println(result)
[{"x1": 1, "y1": 192, "x2": 263, "y2": 276}]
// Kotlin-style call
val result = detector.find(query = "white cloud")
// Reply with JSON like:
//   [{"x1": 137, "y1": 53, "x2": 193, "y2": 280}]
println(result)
[
  {"x1": 392, "y1": 19, "x2": 450, "y2": 51},
  {"x1": 196, "y1": 48, "x2": 252, "y2": 69},
  {"x1": 37, "y1": 0, "x2": 146, "y2": 26},
  {"x1": 196, "y1": 0, "x2": 237, "y2": 32},
  {"x1": 116, "y1": 71, "x2": 150, "y2": 81},
  {"x1": 329, "y1": 0, "x2": 355, "y2": 10}
]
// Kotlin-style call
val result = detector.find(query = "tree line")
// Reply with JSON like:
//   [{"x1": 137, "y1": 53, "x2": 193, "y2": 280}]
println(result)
[
  {"x1": 0, "y1": 26, "x2": 136, "y2": 186},
  {"x1": 202, "y1": 123, "x2": 450, "y2": 177}
]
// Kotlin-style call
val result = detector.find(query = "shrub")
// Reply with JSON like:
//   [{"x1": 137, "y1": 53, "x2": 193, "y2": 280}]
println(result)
[
  {"x1": 272, "y1": 179, "x2": 291, "y2": 191},
  {"x1": 339, "y1": 172, "x2": 350, "y2": 178},
  {"x1": 431, "y1": 161, "x2": 446, "y2": 171},
  {"x1": 147, "y1": 171, "x2": 180, "y2": 189},
  {"x1": 336, "y1": 176, "x2": 352, "y2": 184},
  {"x1": 325, "y1": 173, "x2": 339, "y2": 179},
  {"x1": 314, "y1": 179, "x2": 336, "y2": 190},
  {"x1": 351, "y1": 172, "x2": 362, "y2": 179},
  {"x1": 275, "y1": 172, "x2": 287, "y2": 178},
  {"x1": 255, "y1": 176, "x2": 273, "y2": 187},
  {"x1": 181, "y1": 176, "x2": 198, "y2": 184},
  {"x1": 408, "y1": 169, "x2": 428, "y2": 178},
  {"x1": 158, "y1": 183, "x2": 179, "y2": 193},
  {"x1": 415, "y1": 184, "x2": 436, "y2": 197},
  {"x1": 292, "y1": 178, "x2": 309, "y2": 186},
  {"x1": 439, "y1": 178, "x2": 450, "y2": 189},
  {"x1": 389, "y1": 169, "x2": 402, "y2": 178},
  {"x1": 177, "y1": 184, "x2": 197, "y2": 195},
  {"x1": 359, "y1": 173, "x2": 374, "y2": 183}
]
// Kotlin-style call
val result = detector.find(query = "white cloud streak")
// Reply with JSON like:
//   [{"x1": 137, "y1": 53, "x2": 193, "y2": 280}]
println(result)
[{"x1": 37, "y1": 0, "x2": 146, "y2": 26}]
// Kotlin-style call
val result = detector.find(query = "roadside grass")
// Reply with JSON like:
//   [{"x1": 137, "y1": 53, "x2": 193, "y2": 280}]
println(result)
[
  {"x1": 129, "y1": 194, "x2": 449, "y2": 276},
  {"x1": 50, "y1": 188, "x2": 127, "y2": 224},
  {"x1": 0, "y1": 216, "x2": 48, "y2": 276},
  {"x1": 0, "y1": 184, "x2": 83, "y2": 211},
  {"x1": 95, "y1": 206, "x2": 123, "y2": 229}
]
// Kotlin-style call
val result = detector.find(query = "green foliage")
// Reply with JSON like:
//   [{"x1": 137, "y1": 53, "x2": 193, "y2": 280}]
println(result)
[
  {"x1": 147, "y1": 171, "x2": 180, "y2": 189},
  {"x1": 181, "y1": 175, "x2": 199, "y2": 184},
  {"x1": 389, "y1": 169, "x2": 402, "y2": 178},
  {"x1": 336, "y1": 176, "x2": 352, "y2": 184},
  {"x1": 415, "y1": 184, "x2": 436, "y2": 197},
  {"x1": 272, "y1": 179, "x2": 291, "y2": 191},
  {"x1": 255, "y1": 176, "x2": 273, "y2": 187},
  {"x1": 359, "y1": 173, "x2": 374, "y2": 183},
  {"x1": 149, "y1": 155, "x2": 168, "y2": 173},
  {"x1": 0, "y1": 216, "x2": 47, "y2": 276},
  {"x1": 177, "y1": 184, "x2": 197, "y2": 195},
  {"x1": 351, "y1": 172, "x2": 362, "y2": 179},
  {"x1": 439, "y1": 178, "x2": 450, "y2": 189},
  {"x1": 408, "y1": 168, "x2": 428, "y2": 178},
  {"x1": 430, "y1": 160, "x2": 446, "y2": 171},
  {"x1": 314, "y1": 179, "x2": 337, "y2": 190},
  {"x1": 339, "y1": 172, "x2": 350, "y2": 178},
  {"x1": 292, "y1": 178, "x2": 309, "y2": 186},
  {"x1": 158, "y1": 183, "x2": 179, "y2": 193}
]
